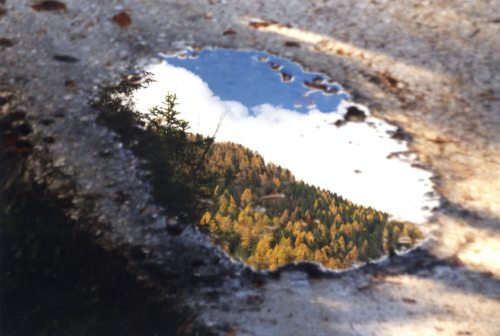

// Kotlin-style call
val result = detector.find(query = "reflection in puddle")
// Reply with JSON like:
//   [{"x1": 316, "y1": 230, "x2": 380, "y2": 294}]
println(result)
[
  {"x1": 158, "y1": 48, "x2": 347, "y2": 113},
  {"x1": 133, "y1": 48, "x2": 439, "y2": 224}
]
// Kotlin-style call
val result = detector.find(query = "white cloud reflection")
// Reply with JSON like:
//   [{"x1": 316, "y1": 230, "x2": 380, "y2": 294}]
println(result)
[{"x1": 133, "y1": 61, "x2": 439, "y2": 224}]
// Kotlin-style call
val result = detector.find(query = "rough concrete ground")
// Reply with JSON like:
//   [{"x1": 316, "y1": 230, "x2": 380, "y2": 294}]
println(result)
[{"x1": 1, "y1": 0, "x2": 499, "y2": 335}]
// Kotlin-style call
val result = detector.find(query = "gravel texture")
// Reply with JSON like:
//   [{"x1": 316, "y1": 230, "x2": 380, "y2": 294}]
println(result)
[{"x1": 1, "y1": 1, "x2": 499, "y2": 335}]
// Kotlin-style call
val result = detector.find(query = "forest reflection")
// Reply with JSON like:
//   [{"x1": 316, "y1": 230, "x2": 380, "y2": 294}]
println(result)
[{"x1": 132, "y1": 49, "x2": 439, "y2": 269}]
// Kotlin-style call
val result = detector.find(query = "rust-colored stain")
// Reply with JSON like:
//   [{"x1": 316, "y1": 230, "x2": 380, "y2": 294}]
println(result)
[
  {"x1": 223, "y1": 29, "x2": 237, "y2": 36},
  {"x1": 0, "y1": 38, "x2": 14, "y2": 47},
  {"x1": 112, "y1": 11, "x2": 132, "y2": 28},
  {"x1": 32, "y1": 1, "x2": 67, "y2": 11}
]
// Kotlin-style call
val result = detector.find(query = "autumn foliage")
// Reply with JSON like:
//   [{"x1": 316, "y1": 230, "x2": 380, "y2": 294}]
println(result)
[
  {"x1": 97, "y1": 82, "x2": 423, "y2": 271},
  {"x1": 200, "y1": 142, "x2": 423, "y2": 270}
]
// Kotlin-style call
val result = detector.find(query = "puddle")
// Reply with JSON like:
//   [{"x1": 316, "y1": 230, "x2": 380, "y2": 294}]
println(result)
[
  {"x1": 123, "y1": 49, "x2": 444, "y2": 270},
  {"x1": 130, "y1": 48, "x2": 440, "y2": 270},
  {"x1": 158, "y1": 48, "x2": 347, "y2": 114}
]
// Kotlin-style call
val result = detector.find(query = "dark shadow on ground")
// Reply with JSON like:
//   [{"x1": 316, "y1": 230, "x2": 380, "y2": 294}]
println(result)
[
  {"x1": 0, "y1": 115, "x2": 214, "y2": 336},
  {"x1": 244, "y1": 1, "x2": 493, "y2": 79},
  {"x1": 263, "y1": 247, "x2": 500, "y2": 298},
  {"x1": 439, "y1": 198, "x2": 500, "y2": 232}
]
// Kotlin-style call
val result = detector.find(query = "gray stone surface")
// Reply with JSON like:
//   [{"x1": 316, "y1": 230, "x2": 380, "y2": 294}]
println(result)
[{"x1": 1, "y1": 1, "x2": 499, "y2": 335}]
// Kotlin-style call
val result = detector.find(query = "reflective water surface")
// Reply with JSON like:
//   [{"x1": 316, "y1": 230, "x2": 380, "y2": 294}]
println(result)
[
  {"x1": 133, "y1": 48, "x2": 439, "y2": 224},
  {"x1": 161, "y1": 48, "x2": 349, "y2": 114}
]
